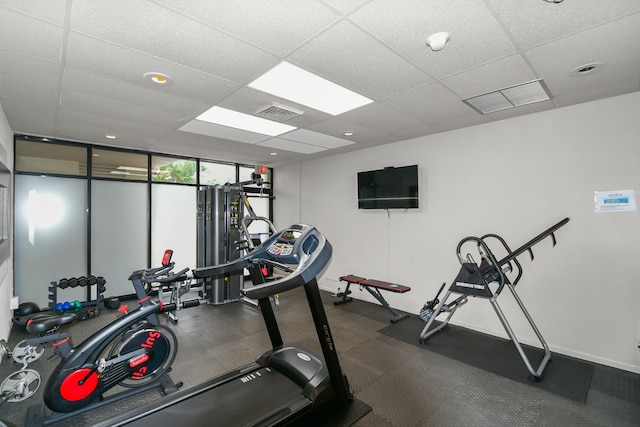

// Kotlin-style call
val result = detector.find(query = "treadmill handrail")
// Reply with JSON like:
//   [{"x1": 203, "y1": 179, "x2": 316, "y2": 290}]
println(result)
[{"x1": 192, "y1": 224, "x2": 332, "y2": 300}]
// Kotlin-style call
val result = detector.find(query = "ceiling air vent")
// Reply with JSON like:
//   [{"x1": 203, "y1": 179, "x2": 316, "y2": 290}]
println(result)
[{"x1": 254, "y1": 103, "x2": 304, "y2": 123}]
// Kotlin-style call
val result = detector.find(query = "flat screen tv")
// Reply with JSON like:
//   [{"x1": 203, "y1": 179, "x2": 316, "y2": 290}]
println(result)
[{"x1": 357, "y1": 165, "x2": 419, "y2": 209}]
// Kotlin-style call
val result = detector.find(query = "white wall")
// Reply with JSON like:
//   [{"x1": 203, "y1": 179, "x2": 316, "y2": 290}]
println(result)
[
  {"x1": 0, "y1": 103, "x2": 14, "y2": 342},
  {"x1": 275, "y1": 92, "x2": 640, "y2": 373}
]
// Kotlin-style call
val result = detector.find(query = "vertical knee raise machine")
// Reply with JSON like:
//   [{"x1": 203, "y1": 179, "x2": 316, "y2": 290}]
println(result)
[{"x1": 418, "y1": 218, "x2": 570, "y2": 382}]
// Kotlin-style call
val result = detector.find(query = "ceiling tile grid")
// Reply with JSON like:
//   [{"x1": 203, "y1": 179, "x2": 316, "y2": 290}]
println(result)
[
  {"x1": 350, "y1": 0, "x2": 519, "y2": 80},
  {"x1": 485, "y1": 0, "x2": 640, "y2": 50},
  {"x1": 69, "y1": 0, "x2": 280, "y2": 84},
  {"x1": 0, "y1": 50, "x2": 61, "y2": 89},
  {"x1": 0, "y1": 7, "x2": 64, "y2": 63},
  {"x1": 152, "y1": 0, "x2": 342, "y2": 58},
  {"x1": 524, "y1": 12, "x2": 640, "y2": 99},
  {"x1": 288, "y1": 20, "x2": 430, "y2": 100},
  {"x1": 63, "y1": 33, "x2": 241, "y2": 105},
  {"x1": 0, "y1": 0, "x2": 638, "y2": 166}
]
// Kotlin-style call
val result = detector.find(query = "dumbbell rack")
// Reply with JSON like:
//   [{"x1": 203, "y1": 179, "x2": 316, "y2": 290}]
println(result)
[{"x1": 48, "y1": 275, "x2": 106, "y2": 312}]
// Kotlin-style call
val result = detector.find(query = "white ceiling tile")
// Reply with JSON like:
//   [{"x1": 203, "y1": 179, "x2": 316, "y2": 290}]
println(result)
[
  {"x1": 322, "y1": 0, "x2": 372, "y2": 15},
  {"x1": 0, "y1": 50, "x2": 61, "y2": 87},
  {"x1": 0, "y1": 7, "x2": 63, "y2": 63},
  {"x1": 155, "y1": 130, "x2": 302, "y2": 165},
  {"x1": 69, "y1": 0, "x2": 279, "y2": 83},
  {"x1": 486, "y1": 0, "x2": 640, "y2": 50},
  {"x1": 62, "y1": 68, "x2": 210, "y2": 118},
  {"x1": 280, "y1": 129, "x2": 355, "y2": 149},
  {"x1": 351, "y1": 0, "x2": 518, "y2": 79},
  {"x1": 339, "y1": 102, "x2": 425, "y2": 134},
  {"x1": 257, "y1": 138, "x2": 326, "y2": 154},
  {"x1": 0, "y1": 98, "x2": 57, "y2": 135},
  {"x1": 55, "y1": 109, "x2": 171, "y2": 146},
  {"x1": 0, "y1": 77, "x2": 59, "y2": 105},
  {"x1": 0, "y1": 0, "x2": 67, "y2": 26},
  {"x1": 289, "y1": 20, "x2": 429, "y2": 100},
  {"x1": 60, "y1": 91, "x2": 183, "y2": 129},
  {"x1": 178, "y1": 120, "x2": 270, "y2": 144},
  {"x1": 441, "y1": 55, "x2": 538, "y2": 99},
  {"x1": 525, "y1": 13, "x2": 640, "y2": 97},
  {"x1": 306, "y1": 117, "x2": 395, "y2": 145},
  {"x1": 383, "y1": 82, "x2": 486, "y2": 127},
  {"x1": 393, "y1": 124, "x2": 441, "y2": 142},
  {"x1": 64, "y1": 33, "x2": 240, "y2": 105},
  {"x1": 552, "y1": 78, "x2": 640, "y2": 108},
  {"x1": 154, "y1": 0, "x2": 340, "y2": 57}
]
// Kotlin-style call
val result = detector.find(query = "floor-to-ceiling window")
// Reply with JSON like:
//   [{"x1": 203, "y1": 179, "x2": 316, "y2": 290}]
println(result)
[
  {"x1": 14, "y1": 140, "x2": 88, "y2": 307},
  {"x1": 13, "y1": 136, "x2": 273, "y2": 307}
]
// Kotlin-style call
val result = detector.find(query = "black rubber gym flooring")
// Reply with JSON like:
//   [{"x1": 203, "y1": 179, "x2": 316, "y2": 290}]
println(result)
[
  {"x1": 378, "y1": 315, "x2": 594, "y2": 402},
  {"x1": 1, "y1": 288, "x2": 639, "y2": 426}
]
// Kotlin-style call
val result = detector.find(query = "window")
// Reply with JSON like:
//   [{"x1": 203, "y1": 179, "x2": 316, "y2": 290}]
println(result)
[
  {"x1": 92, "y1": 148, "x2": 148, "y2": 181},
  {"x1": 152, "y1": 156, "x2": 196, "y2": 184},
  {"x1": 199, "y1": 161, "x2": 235, "y2": 186},
  {"x1": 16, "y1": 139, "x2": 87, "y2": 176}
]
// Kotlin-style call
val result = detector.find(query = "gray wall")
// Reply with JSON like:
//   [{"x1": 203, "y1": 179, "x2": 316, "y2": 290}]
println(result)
[{"x1": 274, "y1": 91, "x2": 640, "y2": 373}]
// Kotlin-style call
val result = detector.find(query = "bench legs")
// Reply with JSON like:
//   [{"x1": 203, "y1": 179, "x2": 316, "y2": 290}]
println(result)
[
  {"x1": 364, "y1": 287, "x2": 409, "y2": 323},
  {"x1": 334, "y1": 282, "x2": 353, "y2": 305}
]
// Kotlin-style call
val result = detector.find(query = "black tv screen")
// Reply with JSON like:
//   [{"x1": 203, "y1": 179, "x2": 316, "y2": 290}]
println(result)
[{"x1": 358, "y1": 165, "x2": 419, "y2": 209}]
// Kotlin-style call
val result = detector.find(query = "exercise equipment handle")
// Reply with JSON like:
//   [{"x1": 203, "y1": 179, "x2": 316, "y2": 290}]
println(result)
[
  {"x1": 194, "y1": 224, "x2": 332, "y2": 300},
  {"x1": 128, "y1": 263, "x2": 174, "y2": 281},
  {"x1": 141, "y1": 267, "x2": 190, "y2": 284},
  {"x1": 493, "y1": 217, "x2": 569, "y2": 268}
]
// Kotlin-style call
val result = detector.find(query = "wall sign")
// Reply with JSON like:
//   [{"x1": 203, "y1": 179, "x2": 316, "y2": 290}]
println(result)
[{"x1": 594, "y1": 189, "x2": 637, "y2": 213}]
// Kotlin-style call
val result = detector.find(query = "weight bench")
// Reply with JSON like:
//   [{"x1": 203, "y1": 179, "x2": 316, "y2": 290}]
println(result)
[{"x1": 337, "y1": 275, "x2": 411, "y2": 323}]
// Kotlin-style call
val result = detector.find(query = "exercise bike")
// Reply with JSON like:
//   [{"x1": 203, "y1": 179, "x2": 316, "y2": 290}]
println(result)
[{"x1": 19, "y1": 259, "x2": 196, "y2": 426}]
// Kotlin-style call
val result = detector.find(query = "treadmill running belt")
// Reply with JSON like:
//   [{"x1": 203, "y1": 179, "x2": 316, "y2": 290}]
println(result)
[{"x1": 115, "y1": 367, "x2": 311, "y2": 426}]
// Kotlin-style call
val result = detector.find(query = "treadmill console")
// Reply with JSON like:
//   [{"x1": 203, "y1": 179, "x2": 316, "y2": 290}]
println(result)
[
  {"x1": 193, "y1": 224, "x2": 331, "y2": 299},
  {"x1": 262, "y1": 225, "x2": 323, "y2": 266}
]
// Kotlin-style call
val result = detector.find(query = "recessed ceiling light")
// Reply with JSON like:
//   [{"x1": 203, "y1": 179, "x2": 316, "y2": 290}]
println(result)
[
  {"x1": 248, "y1": 62, "x2": 373, "y2": 116},
  {"x1": 543, "y1": 0, "x2": 564, "y2": 3},
  {"x1": 569, "y1": 62, "x2": 604, "y2": 77},
  {"x1": 143, "y1": 72, "x2": 173, "y2": 86},
  {"x1": 105, "y1": 134, "x2": 117, "y2": 139},
  {"x1": 270, "y1": 152, "x2": 278, "y2": 156},
  {"x1": 343, "y1": 131, "x2": 355, "y2": 136},
  {"x1": 196, "y1": 106, "x2": 296, "y2": 136}
]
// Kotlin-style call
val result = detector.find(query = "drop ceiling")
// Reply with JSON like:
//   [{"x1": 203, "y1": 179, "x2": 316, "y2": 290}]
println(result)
[{"x1": 0, "y1": 0, "x2": 639, "y2": 167}]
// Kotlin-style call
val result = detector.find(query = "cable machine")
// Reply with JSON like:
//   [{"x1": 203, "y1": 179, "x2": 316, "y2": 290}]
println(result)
[{"x1": 196, "y1": 176, "x2": 264, "y2": 304}]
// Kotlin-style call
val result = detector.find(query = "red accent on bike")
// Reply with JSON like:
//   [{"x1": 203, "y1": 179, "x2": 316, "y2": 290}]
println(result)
[
  {"x1": 53, "y1": 337, "x2": 70, "y2": 347},
  {"x1": 27, "y1": 319, "x2": 33, "y2": 327},
  {"x1": 60, "y1": 368, "x2": 99, "y2": 401},
  {"x1": 129, "y1": 354, "x2": 150, "y2": 368},
  {"x1": 159, "y1": 301, "x2": 163, "y2": 311},
  {"x1": 162, "y1": 249, "x2": 173, "y2": 266},
  {"x1": 138, "y1": 296, "x2": 150, "y2": 304},
  {"x1": 118, "y1": 305, "x2": 129, "y2": 314}
]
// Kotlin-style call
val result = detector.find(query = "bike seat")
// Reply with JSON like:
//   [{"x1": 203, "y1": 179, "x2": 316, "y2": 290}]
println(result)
[{"x1": 25, "y1": 313, "x2": 76, "y2": 335}]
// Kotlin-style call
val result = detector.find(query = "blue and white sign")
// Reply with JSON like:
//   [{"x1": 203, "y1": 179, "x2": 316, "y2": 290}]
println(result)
[{"x1": 594, "y1": 189, "x2": 637, "y2": 213}]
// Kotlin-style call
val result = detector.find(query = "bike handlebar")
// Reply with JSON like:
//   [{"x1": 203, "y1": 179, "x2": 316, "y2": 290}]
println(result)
[{"x1": 141, "y1": 267, "x2": 190, "y2": 284}]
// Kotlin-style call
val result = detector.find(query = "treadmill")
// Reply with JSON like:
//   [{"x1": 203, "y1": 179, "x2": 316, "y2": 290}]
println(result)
[{"x1": 95, "y1": 224, "x2": 352, "y2": 427}]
